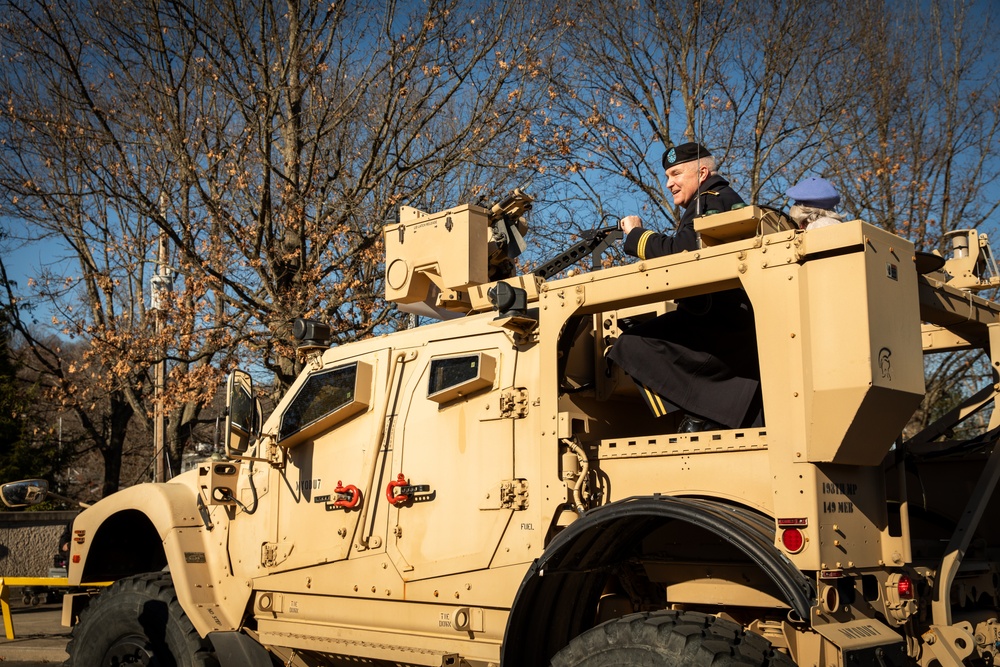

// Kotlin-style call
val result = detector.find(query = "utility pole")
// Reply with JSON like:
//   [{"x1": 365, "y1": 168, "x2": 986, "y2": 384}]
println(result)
[{"x1": 151, "y1": 194, "x2": 173, "y2": 483}]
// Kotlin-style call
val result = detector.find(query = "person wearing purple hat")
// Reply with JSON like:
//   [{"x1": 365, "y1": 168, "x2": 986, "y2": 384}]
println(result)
[
  {"x1": 608, "y1": 142, "x2": 762, "y2": 433},
  {"x1": 786, "y1": 177, "x2": 844, "y2": 230}
]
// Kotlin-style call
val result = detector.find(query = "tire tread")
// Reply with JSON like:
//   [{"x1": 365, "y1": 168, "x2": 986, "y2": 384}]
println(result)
[
  {"x1": 65, "y1": 571, "x2": 218, "y2": 667},
  {"x1": 550, "y1": 610, "x2": 796, "y2": 667}
]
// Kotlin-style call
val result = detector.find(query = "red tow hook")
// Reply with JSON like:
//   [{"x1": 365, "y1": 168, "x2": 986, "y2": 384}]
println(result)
[
  {"x1": 386, "y1": 473, "x2": 410, "y2": 506},
  {"x1": 386, "y1": 474, "x2": 434, "y2": 506},
  {"x1": 333, "y1": 481, "x2": 361, "y2": 509}
]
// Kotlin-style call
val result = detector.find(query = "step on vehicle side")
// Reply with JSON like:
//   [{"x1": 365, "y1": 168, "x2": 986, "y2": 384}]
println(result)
[{"x1": 35, "y1": 191, "x2": 1000, "y2": 666}]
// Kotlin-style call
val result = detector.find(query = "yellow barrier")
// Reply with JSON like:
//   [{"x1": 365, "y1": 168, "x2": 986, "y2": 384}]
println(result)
[{"x1": 0, "y1": 577, "x2": 112, "y2": 640}]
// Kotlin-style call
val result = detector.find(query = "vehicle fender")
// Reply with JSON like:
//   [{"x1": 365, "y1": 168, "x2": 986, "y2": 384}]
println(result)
[
  {"x1": 68, "y1": 479, "x2": 251, "y2": 637},
  {"x1": 501, "y1": 495, "x2": 815, "y2": 666}
]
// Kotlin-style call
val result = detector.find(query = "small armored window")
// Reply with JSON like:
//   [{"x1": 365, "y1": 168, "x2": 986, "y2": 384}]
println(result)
[
  {"x1": 427, "y1": 352, "x2": 497, "y2": 404},
  {"x1": 278, "y1": 361, "x2": 372, "y2": 446}
]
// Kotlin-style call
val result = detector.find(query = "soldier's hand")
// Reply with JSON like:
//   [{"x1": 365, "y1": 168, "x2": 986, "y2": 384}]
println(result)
[{"x1": 619, "y1": 215, "x2": 643, "y2": 235}]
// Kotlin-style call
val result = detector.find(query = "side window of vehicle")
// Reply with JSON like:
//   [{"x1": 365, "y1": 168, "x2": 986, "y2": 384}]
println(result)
[
  {"x1": 278, "y1": 361, "x2": 373, "y2": 447},
  {"x1": 427, "y1": 352, "x2": 497, "y2": 404}
]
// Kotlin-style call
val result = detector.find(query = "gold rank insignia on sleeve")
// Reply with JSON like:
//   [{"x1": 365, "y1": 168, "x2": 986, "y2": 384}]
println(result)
[{"x1": 636, "y1": 230, "x2": 655, "y2": 260}]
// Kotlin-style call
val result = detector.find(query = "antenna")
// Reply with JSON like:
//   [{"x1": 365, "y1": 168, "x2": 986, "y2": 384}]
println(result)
[
  {"x1": 692, "y1": 6, "x2": 703, "y2": 217},
  {"x1": 695, "y1": 143, "x2": 703, "y2": 217}
]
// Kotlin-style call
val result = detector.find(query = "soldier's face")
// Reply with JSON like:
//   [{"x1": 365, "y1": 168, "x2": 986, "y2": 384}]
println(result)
[{"x1": 665, "y1": 163, "x2": 708, "y2": 208}]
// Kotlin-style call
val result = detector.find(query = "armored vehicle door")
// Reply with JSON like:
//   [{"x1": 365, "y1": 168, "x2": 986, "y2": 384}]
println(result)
[
  {"x1": 387, "y1": 331, "x2": 516, "y2": 581},
  {"x1": 261, "y1": 348, "x2": 391, "y2": 574}
]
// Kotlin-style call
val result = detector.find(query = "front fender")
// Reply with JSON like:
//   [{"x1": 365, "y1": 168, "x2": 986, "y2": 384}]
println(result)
[
  {"x1": 69, "y1": 478, "x2": 251, "y2": 637},
  {"x1": 70, "y1": 481, "x2": 203, "y2": 585}
]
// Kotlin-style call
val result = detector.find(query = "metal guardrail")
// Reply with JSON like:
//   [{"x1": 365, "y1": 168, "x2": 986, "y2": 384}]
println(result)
[{"x1": 0, "y1": 577, "x2": 112, "y2": 639}]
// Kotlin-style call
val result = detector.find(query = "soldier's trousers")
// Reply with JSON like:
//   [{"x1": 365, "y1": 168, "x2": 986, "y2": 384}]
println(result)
[{"x1": 607, "y1": 290, "x2": 763, "y2": 428}]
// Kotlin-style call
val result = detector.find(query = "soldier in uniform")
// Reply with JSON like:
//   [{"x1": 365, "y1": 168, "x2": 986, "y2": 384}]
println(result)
[{"x1": 609, "y1": 142, "x2": 762, "y2": 432}]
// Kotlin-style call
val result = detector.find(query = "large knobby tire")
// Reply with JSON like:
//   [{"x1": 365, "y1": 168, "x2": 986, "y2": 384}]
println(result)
[
  {"x1": 66, "y1": 572, "x2": 218, "y2": 667},
  {"x1": 550, "y1": 610, "x2": 797, "y2": 667}
]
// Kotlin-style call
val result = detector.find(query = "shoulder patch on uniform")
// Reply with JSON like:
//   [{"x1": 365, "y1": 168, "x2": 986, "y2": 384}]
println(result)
[{"x1": 702, "y1": 190, "x2": 720, "y2": 196}]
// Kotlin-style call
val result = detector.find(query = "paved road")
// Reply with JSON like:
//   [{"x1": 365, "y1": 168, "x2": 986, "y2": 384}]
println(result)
[{"x1": 0, "y1": 600, "x2": 69, "y2": 665}]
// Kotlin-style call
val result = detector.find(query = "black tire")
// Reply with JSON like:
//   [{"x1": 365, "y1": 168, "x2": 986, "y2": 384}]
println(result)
[
  {"x1": 550, "y1": 610, "x2": 797, "y2": 667},
  {"x1": 65, "y1": 572, "x2": 218, "y2": 667}
]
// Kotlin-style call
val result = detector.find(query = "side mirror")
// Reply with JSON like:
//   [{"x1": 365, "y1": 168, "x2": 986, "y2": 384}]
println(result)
[
  {"x1": 1, "y1": 479, "x2": 50, "y2": 508},
  {"x1": 225, "y1": 369, "x2": 261, "y2": 457}
]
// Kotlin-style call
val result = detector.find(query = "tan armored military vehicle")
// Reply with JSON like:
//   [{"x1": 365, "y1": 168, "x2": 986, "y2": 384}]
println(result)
[{"x1": 18, "y1": 191, "x2": 1000, "y2": 666}]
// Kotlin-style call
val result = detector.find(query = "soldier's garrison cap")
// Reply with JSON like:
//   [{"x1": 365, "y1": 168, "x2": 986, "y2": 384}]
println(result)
[{"x1": 662, "y1": 142, "x2": 712, "y2": 170}]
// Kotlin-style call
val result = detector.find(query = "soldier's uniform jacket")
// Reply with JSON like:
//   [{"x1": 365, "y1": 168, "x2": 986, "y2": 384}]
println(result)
[
  {"x1": 609, "y1": 175, "x2": 762, "y2": 429},
  {"x1": 623, "y1": 175, "x2": 743, "y2": 260}
]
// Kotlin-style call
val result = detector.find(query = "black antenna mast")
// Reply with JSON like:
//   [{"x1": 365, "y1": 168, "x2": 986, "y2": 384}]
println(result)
[{"x1": 692, "y1": 4, "x2": 703, "y2": 217}]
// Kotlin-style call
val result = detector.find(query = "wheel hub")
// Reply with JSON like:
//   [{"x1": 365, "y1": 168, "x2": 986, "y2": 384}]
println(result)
[{"x1": 104, "y1": 633, "x2": 157, "y2": 666}]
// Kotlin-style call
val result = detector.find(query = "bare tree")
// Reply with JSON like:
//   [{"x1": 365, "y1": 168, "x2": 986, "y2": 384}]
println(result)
[
  {"x1": 820, "y1": 0, "x2": 1000, "y2": 432},
  {"x1": 3, "y1": 0, "x2": 996, "y2": 494},
  {"x1": 530, "y1": 0, "x2": 858, "y2": 244},
  {"x1": 822, "y1": 0, "x2": 1000, "y2": 243},
  {"x1": 0, "y1": 0, "x2": 559, "y2": 490}
]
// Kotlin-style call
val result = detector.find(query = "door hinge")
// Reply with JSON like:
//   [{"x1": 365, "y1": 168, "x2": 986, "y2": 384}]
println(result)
[
  {"x1": 261, "y1": 541, "x2": 293, "y2": 568},
  {"x1": 499, "y1": 387, "x2": 529, "y2": 419},
  {"x1": 501, "y1": 479, "x2": 529, "y2": 510},
  {"x1": 480, "y1": 479, "x2": 529, "y2": 511}
]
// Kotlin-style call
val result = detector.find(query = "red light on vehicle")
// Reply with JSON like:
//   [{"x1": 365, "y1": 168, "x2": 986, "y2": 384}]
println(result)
[
  {"x1": 72, "y1": 555, "x2": 80, "y2": 563},
  {"x1": 781, "y1": 527, "x2": 805, "y2": 553},
  {"x1": 897, "y1": 575, "x2": 914, "y2": 599}
]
